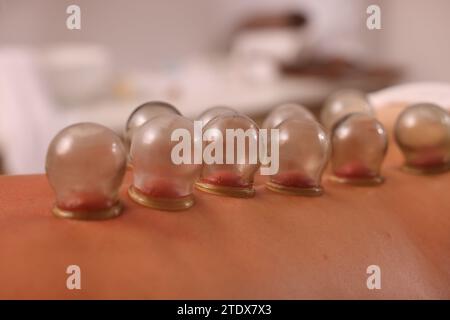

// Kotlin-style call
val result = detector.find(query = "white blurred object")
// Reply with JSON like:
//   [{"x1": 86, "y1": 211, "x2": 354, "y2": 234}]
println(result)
[
  {"x1": 0, "y1": 48, "x2": 60, "y2": 174},
  {"x1": 231, "y1": 27, "x2": 311, "y2": 83},
  {"x1": 231, "y1": 55, "x2": 280, "y2": 84},
  {"x1": 369, "y1": 82, "x2": 450, "y2": 110},
  {"x1": 232, "y1": 28, "x2": 311, "y2": 64},
  {"x1": 40, "y1": 43, "x2": 113, "y2": 106}
]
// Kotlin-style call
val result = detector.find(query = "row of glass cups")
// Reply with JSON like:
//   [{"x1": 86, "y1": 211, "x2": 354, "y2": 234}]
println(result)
[{"x1": 46, "y1": 90, "x2": 450, "y2": 219}]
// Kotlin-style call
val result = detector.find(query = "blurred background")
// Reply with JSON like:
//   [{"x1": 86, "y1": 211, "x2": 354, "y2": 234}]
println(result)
[{"x1": 1, "y1": 0, "x2": 450, "y2": 174}]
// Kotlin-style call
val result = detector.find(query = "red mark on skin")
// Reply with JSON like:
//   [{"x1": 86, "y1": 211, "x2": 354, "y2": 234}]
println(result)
[
  {"x1": 138, "y1": 179, "x2": 186, "y2": 198},
  {"x1": 201, "y1": 171, "x2": 249, "y2": 188},
  {"x1": 410, "y1": 152, "x2": 447, "y2": 168},
  {"x1": 271, "y1": 171, "x2": 317, "y2": 188},
  {"x1": 58, "y1": 192, "x2": 114, "y2": 211},
  {"x1": 334, "y1": 161, "x2": 376, "y2": 179}
]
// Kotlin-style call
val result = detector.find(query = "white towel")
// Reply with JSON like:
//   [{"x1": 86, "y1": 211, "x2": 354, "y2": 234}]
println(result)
[
  {"x1": 0, "y1": 47, "x2": 61, "y2": 174},
  {"x1": 369, "y1": 82, "x2": 450, "y2": 110}
]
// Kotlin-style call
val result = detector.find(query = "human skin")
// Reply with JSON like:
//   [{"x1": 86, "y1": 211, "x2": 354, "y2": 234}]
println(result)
[{"x1": 0, "y1": 104, "x2": 448, "y2": 299}]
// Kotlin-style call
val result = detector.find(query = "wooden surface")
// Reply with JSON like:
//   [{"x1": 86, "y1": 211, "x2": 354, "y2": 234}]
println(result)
[{"x1": 0, "y1": 106, "x2": 449, "y2": 299}]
